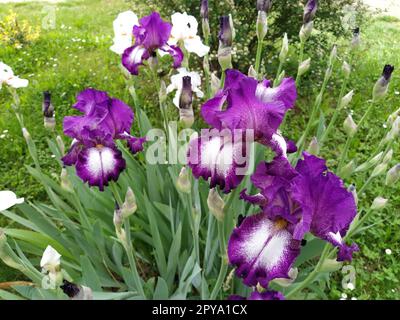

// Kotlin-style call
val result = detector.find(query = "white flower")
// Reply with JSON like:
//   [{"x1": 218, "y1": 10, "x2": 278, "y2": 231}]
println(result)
[
  {"x1": 169, "y1": 12, "x2": 210, "y2": 57},
  {"x1": 0, "y1": 62, "x2": 29, "y2": 89},
  {"x1": 110, "y1": 11, "x2": 139, "y2": 55},
  {"x1": 0, "y1": 191, "x2": 24, "y2": 211},
  {"x1": 167, "y1": 67, "x2": 204, "y2": 107},
  {"x1": 385, "y1": 248, "x2": 392, "y2": 255},
  {"x1": 40, "y1": 245, "x2": 61, "y2": 273}
]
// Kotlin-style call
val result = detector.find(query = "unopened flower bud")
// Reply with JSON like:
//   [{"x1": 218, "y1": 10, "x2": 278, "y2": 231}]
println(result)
[
  {"x1": 60, "y1": 280, "x2": 93, "y2": 300},
  {"x1": 200, "y1": 0, "x2": 209, "y2": 20},
  {"x1": 303, "y1": 0, "x2": 318, "y2": 24},
  {"x1": 299, "y1": 21, "x2": 313, "y2": 42},
  {"x1": 279, "y1": 33, "x2": 289, "y2": 63},
  {"x1": 176, "y1": 167, "x2": 191, "y2": 193},
  {"x1": 370, "y1": 196, "x2": 388, "y2": 211},
  {"x1": 121, "y1": 187, "x2": 137, "y2": 218},
  {"x1": 218, "y1": 46, "x2": 232, "y2": 71},
  {"x1": 256, "y1": 10, "x2": 268, "y2": 40},
  {"x1": 211, "y1": 73, "x2": 221, "y2": 94},
  {"x1": 158, "y1": 80, "x2": 167, "y2": 104},
  {"x1": 329, "y1": 45, "x2": 338, "y2": 65},
  {"x1": 320, "y1": 259, "x2": 343, "y2": 272},
  {"x1": 386, "y1": 164, "x2": 400, "y2": 186},
  {"x1": 257, "y1": 0, "x2": 272, "y2": 13},
  {"x1": 56, "y1": 135, "x2": 65, "y2": 155},
  {"x1": 355, "y1": 152, "x2": 383, "y2": 173},
  {"x1": 248, "y1": 65, "x2": 257, "y2": 78},
  {"x1": 339, "y1": 159, "x2": 356, "y2": 179},
  {"x1": 373, "y1": 64, "x2": 395, "y2": 101},
  {"x1": 343, "y1": 115, "x2": 357, "y2": 137},
  {"x1": 60, "y1": 167, "x2": 73, "y2": 193},
  {"x1": 351, "y1": 27, "x2": 361, "y2": 51},
  {"x1": 113, "y1": 203, "x2": 123, "y2": 229},
  {"x1": 348, "y1": 184, "x2": 358, "y2": 205},
  {"x1": 219, "y1": 15, "x2": 234, "y2": 47},
  {"x1": 298, "y1": 58, "x2": 311, "y2": 76},
  {"x1": 371, "y1": 163, "x2": 388, "y2": 178},
  {"x1": 307, "y1": 137, "x2": 319, "y2": 155},
  {"x1": 383, "y1": 149, "x2": 393, "y2": 164},
  {"x1": 387, "y1": 108, "x2": 400, "y2": 126},
  {"x1": 43, "y1": 91, "x2": 55, "y2": 130},
  {"x1": 276, "y1": 70, "x2": 286, "y2": 86},
  {"x1": 340, "y1": 90, "x2": 354, "y2": 109},
  {"x1": 342, "y1": 61, "x2": 351, "y2": 78},
  {"x1": 203, "y1": 57, "x2": 210, "y2": 74},
  {"x1": 385, "y1": 117, "x2": 400, "y2": 141},
  {"x1": 207, "y1": 188, "x2": 225, "y2": 221},
  {"x1": 22, "y1": 127, "x2": 31, "y2": 142}
]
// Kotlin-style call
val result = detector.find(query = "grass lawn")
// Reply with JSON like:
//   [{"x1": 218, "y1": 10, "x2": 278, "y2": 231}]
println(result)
[{"x1": 0, "y1": 0, "x2": 399, "y2": 299}]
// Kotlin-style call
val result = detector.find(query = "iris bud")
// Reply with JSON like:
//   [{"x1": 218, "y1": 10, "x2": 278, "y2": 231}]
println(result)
[
  {"x1": 387, "y1": 108, "x2": 400, "y2": 126},
  {"x1": 373, "y1": 64, "x2": 395, "y2": 101},
  {"x1": 179, "y1": 76, "x2": 194, "y2": 128},
  {"x1": 60, "y1": 280, "x2": 93, "y2": 300},
  {"x1": 43, "y1": 91, "x2": 55, "y2": 130},
  {"x1": 371, "y1": 163, "x2": 388, "y2": 178},
  {"x1": 303, "y1": 0, "x2": 318, "y2": 24},
  {"x1": 272, "y1": 268, "x2": 298, "y2": 287},
  {"x1": 257, "y1": 0, "x2": 272, "y2": 13},
  {"x1": 279, "y1": 33, "x2": 289, "y2": 63},
  {"x1": 299, "y1": 21, "x2": 313, "y2": 43},
  {"x1": 276, "y1": 70, "x2": 286, "y2": 86},
  {"x1": 218, "y1": 15, "x2": 234, "y2": 47},
  {"x1": 382, "y1": 149, "x2": 393, "y2": 164},
  {"x1": 385, "y1": 164, "x2": 400, "y2": 186},
  {"x1": 329, "y1": 45, "x2": 338, "y2": 65},
  {"x1": 339, "y1": 159, "x2": 356, "y2": 180},
  {"x1": 343, "y1": 114, "x2": 357, "y2": 137},
  {"x1": 351, "y1": 27, "x2": 361, "y2": 51},
  {"x1": 320, "y1": 259, "x2": 343, "y2": 272},
  {"x1": 22, "y1": 127, "x2": 31, "y2": 142},
  {"x1": 207, "y1": 188, "x2": 225, "y2": 221},
  {"x1": 56, "y1": 135, "x2": 65, "y2": 155},
  {"x1": 211, "y1": 73, "x2": 221, "y2": 94},
  {"x1": 340, "y1": 90, "x2": 354, "y2": 109},
  {"x1": 176, "y1": 167, "x2": 191, "y2": 193},
  {"x1": 385, "y1": 117, "x2": 400, "y2": 141},
  {"x1": 60, "y1": 167, "x2": 73, "y2": 193},
  {"x1": 248, "y1": 65, "x2": 257, "y2": 78},
  {"x1": 355, "y1": 152, "x2": 383, "y2": 173},
  {"x1": 342, "y1": 61, "x2": 351, "y2": 78},
  {"x1": 298, "y1": 58, "x2": 311, "y2": 76},
  {"x1": 200, "y1": 0, "x2": 210, "y2": 39},
  {"x1": 348, "y1": 184, "x2": 358, "y2": 205},
  {"x1": 370, "y1": 196, "x2": 388, "y2": 211},
  {"x1": 158, "y1": 80, "x2": 167, "y2": 105},
  {"x1": 113, "y1": 203, "x2": 126, "y2": 243},
  {"x1": 307, "y1": 137, "x2": 319, "y2": 155},
  {"x1": 256, "y1": 10, "x2": 268, "y2": 40},
  {"x1": 121, "y1": 187, "x2": 137, "y2": 218}
]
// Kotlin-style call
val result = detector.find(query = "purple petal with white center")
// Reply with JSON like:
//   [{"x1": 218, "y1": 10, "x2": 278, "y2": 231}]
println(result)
[
  {"x1": 122, "y1": 45, "x2": 150, "y2": 75},
  {"x1": 228, "y1": 212, "x2": 301, "y2": 287},
  {"x1": 256, "y1": 77, "x2": 297, "y2": 110},
  {"x1": 291, "y1": 153, "x2": 358, "y2": 260},
  {"x1": 187, "y1": 130, "x2": 250, "y2": 193}
]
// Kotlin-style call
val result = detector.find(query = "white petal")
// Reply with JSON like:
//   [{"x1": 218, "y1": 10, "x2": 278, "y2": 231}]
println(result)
[
  {"x1": 184, "y1": 37, "x2": 210, "y2": 57},
  {"x1": 110, "y1": 35, "x2": 133, "y2": 54},
  {"x1": 271, "y1": 133, "x2": 288, "y2": 158},
  {"x1": 128, "y1": 46, "x2": 146, "y2": 65},
  {"x1": 0, "y1": 62, "x2": 14, "y2": 83},
  {"x1": 170, "y1": 12, "x2": 198, "y2": 40},
  {"x1": 0, "y1": 191, "x2": 24, "y2": 211},
  {"x1": 113, "y1": 11, "x2": 138, "y2": 38},
  {"x1": 256, "y1": 83, "x2": 278, "y2": 103},
  {"x1": 87, "y1": 147, "x2": 116, "y2": 178},
  {"x1": 7, "y1": 76, "x2": 29, "y2": 88},
  {"x1": 40, "y1": 245, "x2": 61, "y2": 270}
]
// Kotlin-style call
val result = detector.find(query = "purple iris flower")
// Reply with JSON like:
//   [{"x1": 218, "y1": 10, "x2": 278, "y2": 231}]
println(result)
[
  {"x1": 62, "y1": 88, "x2": 145, "y2": 191},
  {"x1": 187, "y1": 69, "x2": 297, "y2": 193},
  {"x1": 200, "y1": 0, "x2": 209, "y2": 20},
  {"x1": 303, "y1": 0, "x2": 318, "y2": 24},
  {"x1": 122, "y1": 12, "x2": 184, "y2": 75},
  {"x1": 235, "y1": 152, "x2": 358, "y2": 286}
]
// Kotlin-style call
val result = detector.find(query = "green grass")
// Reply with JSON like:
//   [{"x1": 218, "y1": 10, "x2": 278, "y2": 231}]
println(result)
[{"x1": 0, "y1": 0, "x2": 399, "y2": 299}]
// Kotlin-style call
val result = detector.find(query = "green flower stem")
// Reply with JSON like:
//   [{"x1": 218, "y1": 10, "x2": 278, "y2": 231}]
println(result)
[
  {"x1": 210, "y1": 220, "x2": 228, "y2": 300},
  {"x1": 286, "y1": 243, "x2": 331, "y2": 299},
  {"x1": 319, "y1": 77, "x2": 349, "y2": 146},
  {"x1": 273, "y1": 61, "x2": 284, "y2": 87},
  {"x1": 295, "y1": 41, "x2": 305, "y2": 87},
  {"x1": 186, "y1": 192, "x2": 200, "y2": 267},
  {"x1": 337, "y1": 135, "x2": 352, "y2": 172},
  {"x1": 358, "y1": 175, "x2": 375, "y2": 195},
  {"x1": 110, "y1": 183, "x2": 145, "y2": 299},
  {"x1": 220, "y1": 71, "x2": 226, "y2": 88},
  {"x1": 255, "y1": 38, "x2": 264, "y2": 75}
]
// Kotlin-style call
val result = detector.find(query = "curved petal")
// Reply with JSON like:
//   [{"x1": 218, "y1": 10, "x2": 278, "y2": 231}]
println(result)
[
  {"x1": 109, "y1": 98, "x2": 134, "y2": 135},
  {"x1": 160, "y1": 44, "x2": 184, "y2": 69},
  {"x1": 291, "y1": 153, "x2": 358, "y2": 242},
  {"x1": 326, "y1": 232, "x2": 359, "y2": 262},
  {"x1": 118, "y1": 133, "x2": 146, "y2": 154},
  {"x1": 184, "y1": 36, "x2": 210, "y2": 57},
  {"x1": 228, "y1": 212, "x2": 301, "y2": 287},
  {"x1": 122, "y1": 45, "x2": 149, "y2": 75},
  {"x1": 248, "y1": 290, "x2": 285, "y2": 300},
  {"x1": 72, "y1": 88, "x2": 109, "y2": 114},
  {"x1": 256, "y1": 77, "x2": 297, "y2": 110},
  {"x1": 7, "y1": 76, "x2": 29, "y2": 88},
  {"x1": 200, "y1": 91, "x2": 226, "y2": 129},
  {"x1": 134, "y1": 12, "x2": 171, "y2": 49},
  {"x1": 62, "y1": 140, "x2": 83, "y2": 166},
  {"x1": 76, "y1": 145, "x2": 126, "y2": 191},
  {"x1": 187, "y1": 130, "x2": 250, "y2": 193},
  {"x1": 0, "y1": 191, "x2": 24, "y2": 211}
]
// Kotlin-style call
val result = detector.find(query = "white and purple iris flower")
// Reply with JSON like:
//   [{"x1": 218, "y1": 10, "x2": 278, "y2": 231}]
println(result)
[
  {"x1": 187, "y1": 69, "x2": 297, "y2": 193},
  {"x1": 62, "y1": 89, "x2": 145, "y2": 191},
  {"x1": 229, "y1": 153, "x2": 358, "y2": 289},
  {"x1": 122, "y1": 12, "x2": 184, "y2": 75}
]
